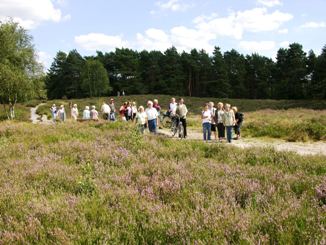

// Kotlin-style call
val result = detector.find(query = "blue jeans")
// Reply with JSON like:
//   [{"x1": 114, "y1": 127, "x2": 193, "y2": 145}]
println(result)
[
  {"x1": 110, "y1": 112, "x2": 116, "y2": 121},
  {"x1": 148, "y1": 119, "x2": 157, "y2": 134},
  {"x1": 226, "y1": 126, "x2": 233, "y2": 143},
  {"x1": 203, "y1": 122, "x2": 211, "y2": 141}
]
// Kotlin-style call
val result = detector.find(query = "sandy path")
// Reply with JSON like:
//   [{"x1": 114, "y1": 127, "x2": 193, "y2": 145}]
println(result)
[
  {"x1": 30, "y1": 105, "x2": 325, "y2": 156},
  {"x1": 30, "y1": 104, "x2": 53, "y2": 125},
  {"x1": 159, "y1": 128, "x2": 326, "y2": 156}
]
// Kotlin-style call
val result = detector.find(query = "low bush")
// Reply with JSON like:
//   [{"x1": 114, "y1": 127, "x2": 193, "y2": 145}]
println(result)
[{"x1": 0, "y1": 121, "x2": 325, "y2": 243}]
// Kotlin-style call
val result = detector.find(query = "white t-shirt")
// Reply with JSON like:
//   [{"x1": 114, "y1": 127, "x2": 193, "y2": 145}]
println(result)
[
  {"x1": 210, "y1": 107, "x2": 216, "y2": 124},
  {"x1": 71, "y1": 107, "x2": 79, "y2": 119},
  {"x1": 83, "y1": 110, "x2": 90, "y2": 119},
  {"x1": 132, "y1": 106, "x2": 137, "y2": 114},
  {"x1": 101, "y1": 103, "x2": 111, "y2": 114},
  {"x1": 136, "y1": 112, "x2": 147, "y2": 125},
  {"x1": 169, "y1": 102, "x2": 177, "y2": 115},
  {"x1": 202, "y1": 110, "x2": 212, "y2": 124},
  {"x1": 146, "y1": 107, "x2": 158, "y2": 121}
]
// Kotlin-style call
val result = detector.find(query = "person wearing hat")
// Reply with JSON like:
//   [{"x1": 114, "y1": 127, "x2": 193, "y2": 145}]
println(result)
[
  {"x1": 83, "y1": 106, "x2": 90, "y2": 120},
  {"x1": 109, "y1": 98, "x2": 116, "y2": 121},
  {"x1": 50, "y1": 104, "x2": 57, "y2": 122},
  {"x1": 57, "y1": 105, "x2": 66, "y2": 122},
  {"x1": 91, "y1": 105, "x2": 99, "y2": 120},
  {"x1": 71, "y1": 104, "x2": 79, "y2": 121}
]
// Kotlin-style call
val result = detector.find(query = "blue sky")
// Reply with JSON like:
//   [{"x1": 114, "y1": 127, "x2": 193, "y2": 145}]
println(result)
[{"x1": 1, "y1": 0, "x2": 325, "y2": 69}]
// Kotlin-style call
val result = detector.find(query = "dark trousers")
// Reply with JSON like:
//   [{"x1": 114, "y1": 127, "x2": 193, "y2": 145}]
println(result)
[
  {"x1": 234, "y1": 123, "x2": 242, "y2": 136},
  {"x1": 217, "y1": 123, "x2": 225, "y2": 138},
  {"x1": 176, "y1": 117, "x2": 187, "y2": 137}
]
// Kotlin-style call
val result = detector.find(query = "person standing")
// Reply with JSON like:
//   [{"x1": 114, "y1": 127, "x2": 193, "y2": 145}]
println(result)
[
  {"x1": 119, "y1": 102, "x2": 127, "y2": 121},
  {"x1": 223, "y1": 104, "x2": 236, "y2": 143},
  {"x1": 176, "y1": 98, "x2": 188, "y2": 138},
  {"x1": 215, "y1": 102, "x2": 225, "y2": 142},
  {"x1": 135, "y1": 106, "x2": 147, "y2": 134},
  {"x1": 109, "y1": 98, "x2": 116, "y2": 121},
  {"x1": 71, "y1": 104, "x2": 79, "y2": 121},
  {"x1": 91, "y1": 105, "x2": 99, "y2": 120},
  {"x1": 153, "y1": 99, "x2": 161, "y2": 127},
  {"x1": 83, "y1": 106, "x2": 90, "y2": 120},
  {"x1": 169, "y1": 97, "x2": 177, "y2": 116},
  {"x1": 101, "y1": 101, "x2": 111, "y2": 120},
  {"x1": 131, "y1": 101, "x2": 137, "y2": 121},
  {"x1": 50, "y1": 104, "x2": 57, "y2": 122},
  {"x1": 145, "y1": 100, "x2": 158, "y2": 134},
  {"x1": 232, "y1": 106, "x2": 243, "y2": 140},
  {"x1": 58, "y1": 105, "x2": 66, "y2": 122},
  {"x1": 208, "y1": 102, "x2": 217, "y2": 141},
  {"x1": 202, "y1": 104, "x2": 212, "y2": 142}
]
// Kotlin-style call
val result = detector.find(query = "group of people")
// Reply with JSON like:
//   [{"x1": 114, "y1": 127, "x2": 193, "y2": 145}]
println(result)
[
  {"x1": 49, "y1": 97, "x2": 243, "y2": 143},
  {"x1": 50, "y1": 99, "x2": 116, "y2": 123},
  {"x1": 202, "y1": 102, "x2": 243, "y2": 143}
]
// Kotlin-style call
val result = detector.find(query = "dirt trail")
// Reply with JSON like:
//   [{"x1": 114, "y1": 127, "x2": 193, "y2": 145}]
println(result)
[
  {"x1": 30, "y1": 104, "x2": 53, "y2": 125},
  {"x1": 30, "y1": 104, "x2": 325, "y2": 156},
  {"x1": 159, "y1": 128, "x2": 326, "y2": 156}
]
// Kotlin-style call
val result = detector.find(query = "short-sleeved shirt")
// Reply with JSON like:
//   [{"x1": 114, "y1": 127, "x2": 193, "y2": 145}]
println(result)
[
  {"x1": 136, "y1": 112, "x2": 147, "y2": 125},
  {"x1": 146, "y1": 107, "x2": 158, "y2": 121}
]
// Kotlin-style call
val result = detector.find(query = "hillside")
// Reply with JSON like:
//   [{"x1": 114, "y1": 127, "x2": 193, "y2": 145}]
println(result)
[{"x1": 0, "y1": 121, "x2": 325, "y2": 243}]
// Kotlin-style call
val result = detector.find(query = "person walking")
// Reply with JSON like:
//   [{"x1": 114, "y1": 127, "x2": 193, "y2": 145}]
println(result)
[
  {"x1": 58, "y1": 105, "x2": 66, "y2": 122},
  {"x1": 131, "y1": 102, "x2": 137, "y2": 121},
  {"x1": 145, "y1": 100, "x2": 158, "y2": 134},
  {"x1": 153, "y1": 99, "x2": 162, "y2": 128},
  {"x1": 215, "y1": 102, "x2": 225, "y2": 142},
  {"x1": 176, "y1": 98, "x2": 188, "y2": 138},
  {"x1": 202, "y1": 104, "x2": 212, "y2": 142},
  {"x1": 71, "y1": 104, "x2": 79, "y2": 121},
  {"x1": 232, "y1": 106, "x2": 243, "y2": 140},
  {"x1": 109, "y1": 98, "x2": 116, "y2": 121},
  {"x1": 208, "y1": 102, "x2": 217, "y2": 141},
  {"x1": 83, "y1": 106, "x2": 90, "y2": 120},
  {"x1": 91, "y1": 105, "x2": 99, "y2": 120},
  {"x1": 50, "y1": 104, "x2": 57, "y2": 122},
  {"x1": 119, "y1": 102, "x2": 127, "y2": 121},
  {"x1": 101, "y1": 101, "x2": 111, "y2": 120},
  {"x1": 135, "y1": 106, "x2": 147, "y2": 134},
  {"x1": 223, "y1": 104, "x2": 236, "y2": 143}
]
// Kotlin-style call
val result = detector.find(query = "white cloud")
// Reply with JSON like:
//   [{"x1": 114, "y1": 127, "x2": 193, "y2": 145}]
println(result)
[
  {"x1": 300, "y1": 21, "x2": 326, "y2": 29},
  {"x1": 37, "y1": 51, "x2": 52, "y2": 70},
  {"x1": 136, "y1": 28, "x2": 171, "y2": 51},
  {"x1": 279, "y1": 41, "x2": 290, "y2": 48},
  {"x1": 278, "y1": 28, "x2": 288, "y2": 34},
  {"x1": 136, "y1": 26, "x2": 214, "y2": 53},
  {"x1": 194, "y1": 8, "x2": 293, "y2": 40},
  {"x1": 239, "y1": 41, "x2": 276, "y2": 52},
  {"x1": 156, "y1": 0, "x2": 192, "y2": 12},
  {"x1": 257, "y1": 0, "x2": 282, "y2": 7},
  {"x1": 0, "y1": 0, "x2": 69, "y2": 29},
  {"x1": 75, "y1": 33, "x2": 129, "y2": 52}
]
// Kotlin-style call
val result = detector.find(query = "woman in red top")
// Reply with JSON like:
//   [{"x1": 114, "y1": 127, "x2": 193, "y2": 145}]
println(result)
[{"x1": 119, "y1": 102, "x2": 127, "y2": 121}]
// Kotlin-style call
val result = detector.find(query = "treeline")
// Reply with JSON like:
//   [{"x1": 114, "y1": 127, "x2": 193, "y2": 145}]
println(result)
[{"x1": 46, "y1": 43, "x2": 326, "y2": 100}]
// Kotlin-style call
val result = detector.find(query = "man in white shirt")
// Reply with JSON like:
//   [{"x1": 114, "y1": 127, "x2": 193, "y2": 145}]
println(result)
[
  {"x1": 101, "y1": 101, "x2": 111, "y2": 120},
  {"x1": 145, "y1": 100, "x2": 158, "y2": 134}
]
